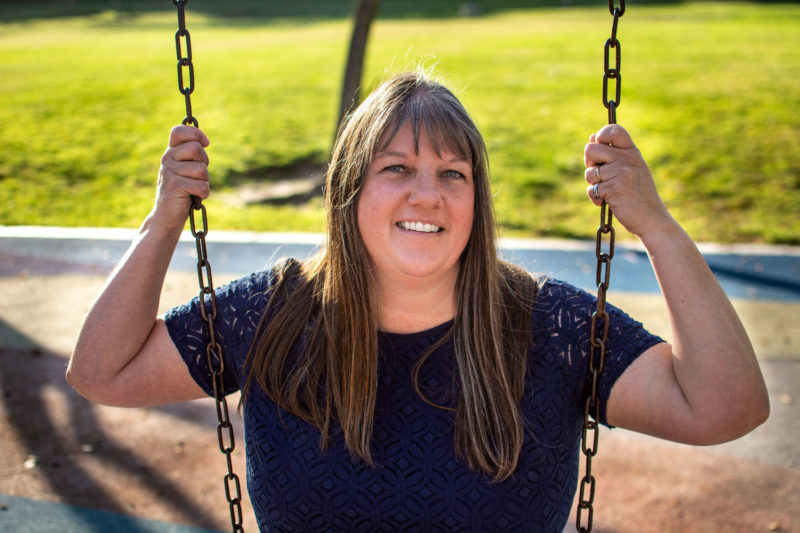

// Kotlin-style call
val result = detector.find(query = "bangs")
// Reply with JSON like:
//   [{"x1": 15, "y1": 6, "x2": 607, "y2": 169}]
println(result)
[{"x1": 377, "y1": 92, "x2": 477, "y2": 165}]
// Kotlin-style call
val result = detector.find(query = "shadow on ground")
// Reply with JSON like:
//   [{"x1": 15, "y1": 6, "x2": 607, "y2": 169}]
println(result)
[{"x1": 0, "y1": 317, "x2": 247, "y2": 530}]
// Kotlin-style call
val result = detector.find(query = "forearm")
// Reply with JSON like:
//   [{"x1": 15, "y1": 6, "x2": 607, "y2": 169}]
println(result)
[
  {"x1": 640, "y1": 219, "x2": 769, "y2": 433},
  {"x1": 67, "y1": 214, "x2": 182, "y2": 393}
]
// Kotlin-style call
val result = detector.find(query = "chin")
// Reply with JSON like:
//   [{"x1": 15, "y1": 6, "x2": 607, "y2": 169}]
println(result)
[{"x1": 394, "y1": 261, "x2": 457, "y2": 281}]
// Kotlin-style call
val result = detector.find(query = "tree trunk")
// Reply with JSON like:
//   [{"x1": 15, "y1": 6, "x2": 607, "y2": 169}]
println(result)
[{"x1": 335, "y1": 0, "x2": 381, "y2": 140}]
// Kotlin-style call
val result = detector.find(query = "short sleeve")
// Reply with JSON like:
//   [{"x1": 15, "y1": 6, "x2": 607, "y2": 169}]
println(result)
[
  {"x1": 535, "y1": 278, "x2": 664, "y2": 427},
  {"x1": 164, "y1": 267, "x2": 277, "y2": 398}
]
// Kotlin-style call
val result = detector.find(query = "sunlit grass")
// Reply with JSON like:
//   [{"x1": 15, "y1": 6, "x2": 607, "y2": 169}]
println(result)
[{"x1": 0, "y1": 2, "x2": 798, "y2": 242}]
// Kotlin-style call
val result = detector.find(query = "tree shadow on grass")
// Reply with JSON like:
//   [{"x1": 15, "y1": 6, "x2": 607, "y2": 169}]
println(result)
[{"x1": 0, "y1": 318, "x2": 230, "y2": 531}]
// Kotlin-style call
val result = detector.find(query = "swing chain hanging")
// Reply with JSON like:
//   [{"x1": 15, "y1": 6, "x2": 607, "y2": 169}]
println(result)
[
  {"x1": 577, "y1": 1, "x2": 622, "y2": 532},
  {"x1": 173, "y1": 0, "x2": 198, "y2": 128},
  {"x1": 173, "y1": 1, "x2": 245, "y2": 531},
  {"x1": 602, "y1": 0, "x2": 624, "y2": 124}
]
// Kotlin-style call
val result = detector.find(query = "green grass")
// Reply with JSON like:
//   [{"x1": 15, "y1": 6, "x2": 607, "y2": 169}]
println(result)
[{"x1": 1, "y1": 2, "x2": 798, "y2": 243}]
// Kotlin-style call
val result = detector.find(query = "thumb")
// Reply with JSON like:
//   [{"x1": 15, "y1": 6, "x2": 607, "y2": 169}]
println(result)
[{"x1": 594, "y1": 124, "x2": 635, "y2": 149}]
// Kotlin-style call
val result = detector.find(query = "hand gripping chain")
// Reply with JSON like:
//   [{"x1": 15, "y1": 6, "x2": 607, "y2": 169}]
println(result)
[
  {"x1": 576, "y1": 1, "x2": 623, "y2": 532},
  {"x1": 172, "y1": 1, "x2": 245, "y2": 531}
]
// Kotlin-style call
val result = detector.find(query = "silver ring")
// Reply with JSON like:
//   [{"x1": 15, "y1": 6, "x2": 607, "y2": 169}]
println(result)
[
  {"x1": 594, "y1": 166, "x2": 602, "y2": 183},
  {"x1": 592, "y1": 182, "x2": 601, "y2": 201}
]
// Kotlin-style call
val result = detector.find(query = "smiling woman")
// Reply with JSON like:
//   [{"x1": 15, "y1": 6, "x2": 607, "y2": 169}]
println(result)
[
  {"x1": 67, "y1": 70, "x2": 768, "y2": 532},
  {"x1": 243, "y1": 73, "x2": 536, "y2": 485}
]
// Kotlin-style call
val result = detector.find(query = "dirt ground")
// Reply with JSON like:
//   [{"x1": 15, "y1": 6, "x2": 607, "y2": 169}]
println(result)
[{"x1": 1, "y1": 343, "x2": 798, "y2": 533}]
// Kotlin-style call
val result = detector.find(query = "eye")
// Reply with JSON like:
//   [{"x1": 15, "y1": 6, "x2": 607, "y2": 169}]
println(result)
[
  {"x1": 442, "y1": 169, "x2": 466, "y2": 179},
  {"x1": 384, "y1": 164, "x2": 407, "y2": 174}
]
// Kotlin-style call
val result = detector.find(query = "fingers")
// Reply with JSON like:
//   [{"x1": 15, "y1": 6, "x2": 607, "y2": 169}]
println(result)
[
  {"x1": 587, "y1": 181, "x2": 605, "y2": 206},
  {"x1": 584, "y1": 140, "x2": 620, "y2": 169},
  {"x1": 584, "y1": 124, "x2": 636, "y2": 169},
  {"x1": 164, "y1": 125, "x2": 209, "y2": 168},
  {"x1": 582, "y1": 125, "x2": 672, "y2": 237},
  {"x1": 168, "y1": 124, "x2": 209, "y2": 148},
  {"x1": 584, "y1": 164, "x2": 606, "y2": 186},
  {"x1": 583, "y1": 124, "x2": 635, "y2": 206},
  {"x1": 150, "y1": 127, "x2": 211, "y2": 231},
  {"x1": 158, "y1": 126, "x2": 211, "y2": 198},
  {"x1": 159, "y1": 168, "x2": 211, "y2": 199},
  {"x1": 161, "y1": 146, "x2": 209, "y2": 177},
  {"x1": 161, "y1": 125, "x2": 210, "y2": 182}
]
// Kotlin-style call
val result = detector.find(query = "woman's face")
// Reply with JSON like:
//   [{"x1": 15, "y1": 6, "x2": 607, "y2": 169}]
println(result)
[{"x1": 357, "y1": 121, "x2": 475, "y2": 290}]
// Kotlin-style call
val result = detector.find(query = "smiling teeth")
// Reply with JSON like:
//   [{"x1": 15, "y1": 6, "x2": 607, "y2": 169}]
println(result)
[{"x1": 399, "y1": 221, "x2": 441, "y2": 233}]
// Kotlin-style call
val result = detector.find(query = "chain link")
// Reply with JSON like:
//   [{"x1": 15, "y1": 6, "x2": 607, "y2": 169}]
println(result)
[
  {"x1": 576, "y1": 1, "x2": 623, "y2": 532},
  {"x1": 602, "y1": 0, "x2": 624, "y2": 125},
  {"x1": 173, "y1": 0, "x2": 198, "y2": 128},
  {"x1": 173, "y1": 1, "x2": 244, "y2": 531}
]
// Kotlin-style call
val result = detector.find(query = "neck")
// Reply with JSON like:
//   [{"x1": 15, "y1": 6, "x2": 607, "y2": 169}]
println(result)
[{"x1": 373, "y1": 271, "x2": 458, "y2": 334}]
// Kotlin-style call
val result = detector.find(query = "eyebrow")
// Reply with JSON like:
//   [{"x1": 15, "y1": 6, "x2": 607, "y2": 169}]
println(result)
[{"x1": 373, "y1": 150, "x2": 406, "y2": 159}]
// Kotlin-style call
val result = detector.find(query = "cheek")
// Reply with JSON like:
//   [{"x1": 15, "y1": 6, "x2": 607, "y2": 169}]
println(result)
[
  {"x1": 356, "y1": 186, "x2": 383, "y2": 257},
  {"x1": 459, "y1": 192, "x2": 476, "y2": 239}
]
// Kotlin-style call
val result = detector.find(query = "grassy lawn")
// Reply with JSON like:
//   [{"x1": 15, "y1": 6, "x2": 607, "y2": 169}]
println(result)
[{"x1": 1, "y1": 1, "x2": 798, "y2": 243}]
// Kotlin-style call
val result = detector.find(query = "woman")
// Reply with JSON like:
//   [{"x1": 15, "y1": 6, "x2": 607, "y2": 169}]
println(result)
[{"x1": 67, "y1": 72, "x2": 769, "y2": 531}]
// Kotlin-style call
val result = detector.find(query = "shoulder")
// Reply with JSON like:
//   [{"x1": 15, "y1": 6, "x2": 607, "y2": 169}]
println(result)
[
  {"x1": 497, "y1": 259, "x2": 544, "y2": 305},
  {"x1": 494, "y1": 262, "x2": 595, "y2": 332},
  {"x1": 234, "y1": 257, "x2": 306, "y2": 296},
  {"x1": 532, "y1": 277, "x2": 642, "y2": 330},
  {"x1": 165, "y1": 258, "x2": 305, "y2": 323},
  {"x1": 535, "y1": 277, "x2": 594, "y2": 309},
  {"x1": 220, "y1": 258, "x2": 301, "y2": 306},
  {"x1": 261, "y1": 256, "x2": 314, "y2": 307},
  {"x1": 531, "y1": 276, "x2": 663, "y2": 357},
  {"x1": 528, "y1": 278, "x2": 605, "y2": 346}
]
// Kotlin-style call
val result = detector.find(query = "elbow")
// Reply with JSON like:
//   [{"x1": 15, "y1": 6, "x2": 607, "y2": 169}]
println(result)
[
  {"x1": 735, "y1": 377, "x2": 771, "y2": 438},
  {"x1": 65, "y1": 358, "x2": 96, "y2": 403},
  {"x1": 748, "y1": 387, "x2": 771, "y2": 431},
  {"x1": 65, "y1": 354, "x2": 115, "y2": 406},
  {"x1": 65, "y1": 357, "x2": 82, "y2": 393},
  {"x1": 694, "y1": 387, "x2": 770, "y2": 446},
  {"x1": 690, "y1": 354, "x2": 771, "y2": 445},
  {"x1": 66, "y1": 352, "x2": 145, "y2": 408}
]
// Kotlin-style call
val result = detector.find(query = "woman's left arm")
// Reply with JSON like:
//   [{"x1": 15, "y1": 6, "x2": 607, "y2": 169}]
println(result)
[{"x1": 584, "y1": 125, "x2": 769, "y2": 445}]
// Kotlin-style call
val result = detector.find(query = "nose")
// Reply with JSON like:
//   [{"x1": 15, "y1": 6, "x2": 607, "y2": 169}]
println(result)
[{"x1": 407, "y1": 171, "x2": 442, "y2": 208}]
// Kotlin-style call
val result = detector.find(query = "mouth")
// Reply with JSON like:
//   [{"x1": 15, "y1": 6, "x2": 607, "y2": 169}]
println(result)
[{"x1": 397, "y1": 221, "x2": 443, "y2": 233}]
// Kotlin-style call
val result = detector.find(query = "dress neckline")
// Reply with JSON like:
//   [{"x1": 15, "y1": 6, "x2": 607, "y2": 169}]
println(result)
[{"x1": 378, "y1": 319, "x2": 454, "y2": 340}]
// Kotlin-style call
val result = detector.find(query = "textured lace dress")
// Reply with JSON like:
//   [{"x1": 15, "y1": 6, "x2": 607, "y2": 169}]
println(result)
[{"x1": 165, "y1": 264, "x2": 662, "y2": 532}]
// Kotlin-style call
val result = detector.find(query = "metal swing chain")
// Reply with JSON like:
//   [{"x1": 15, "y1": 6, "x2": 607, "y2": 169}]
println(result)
[
  {"x1": 172, "y1": 1, "x2": 245, "y2": 531},
  {"x1": 576, "y1": 1, "x2": 623, "y2": 532}
]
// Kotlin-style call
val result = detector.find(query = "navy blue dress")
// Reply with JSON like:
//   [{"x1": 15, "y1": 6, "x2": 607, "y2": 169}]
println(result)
[{"x1": 165, "y1": 265, "x2": 662, "y2": 532}]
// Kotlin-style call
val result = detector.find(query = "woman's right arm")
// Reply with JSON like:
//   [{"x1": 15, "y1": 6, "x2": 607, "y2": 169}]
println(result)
[{"x1": 66, "y1": 125, "x2": 211, "y2": 407}]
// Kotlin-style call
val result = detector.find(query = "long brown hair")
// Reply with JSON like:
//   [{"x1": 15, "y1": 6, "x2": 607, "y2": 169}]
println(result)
[{"x1": 243, "y1": 71, "x2": 538, "y2": 481}]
